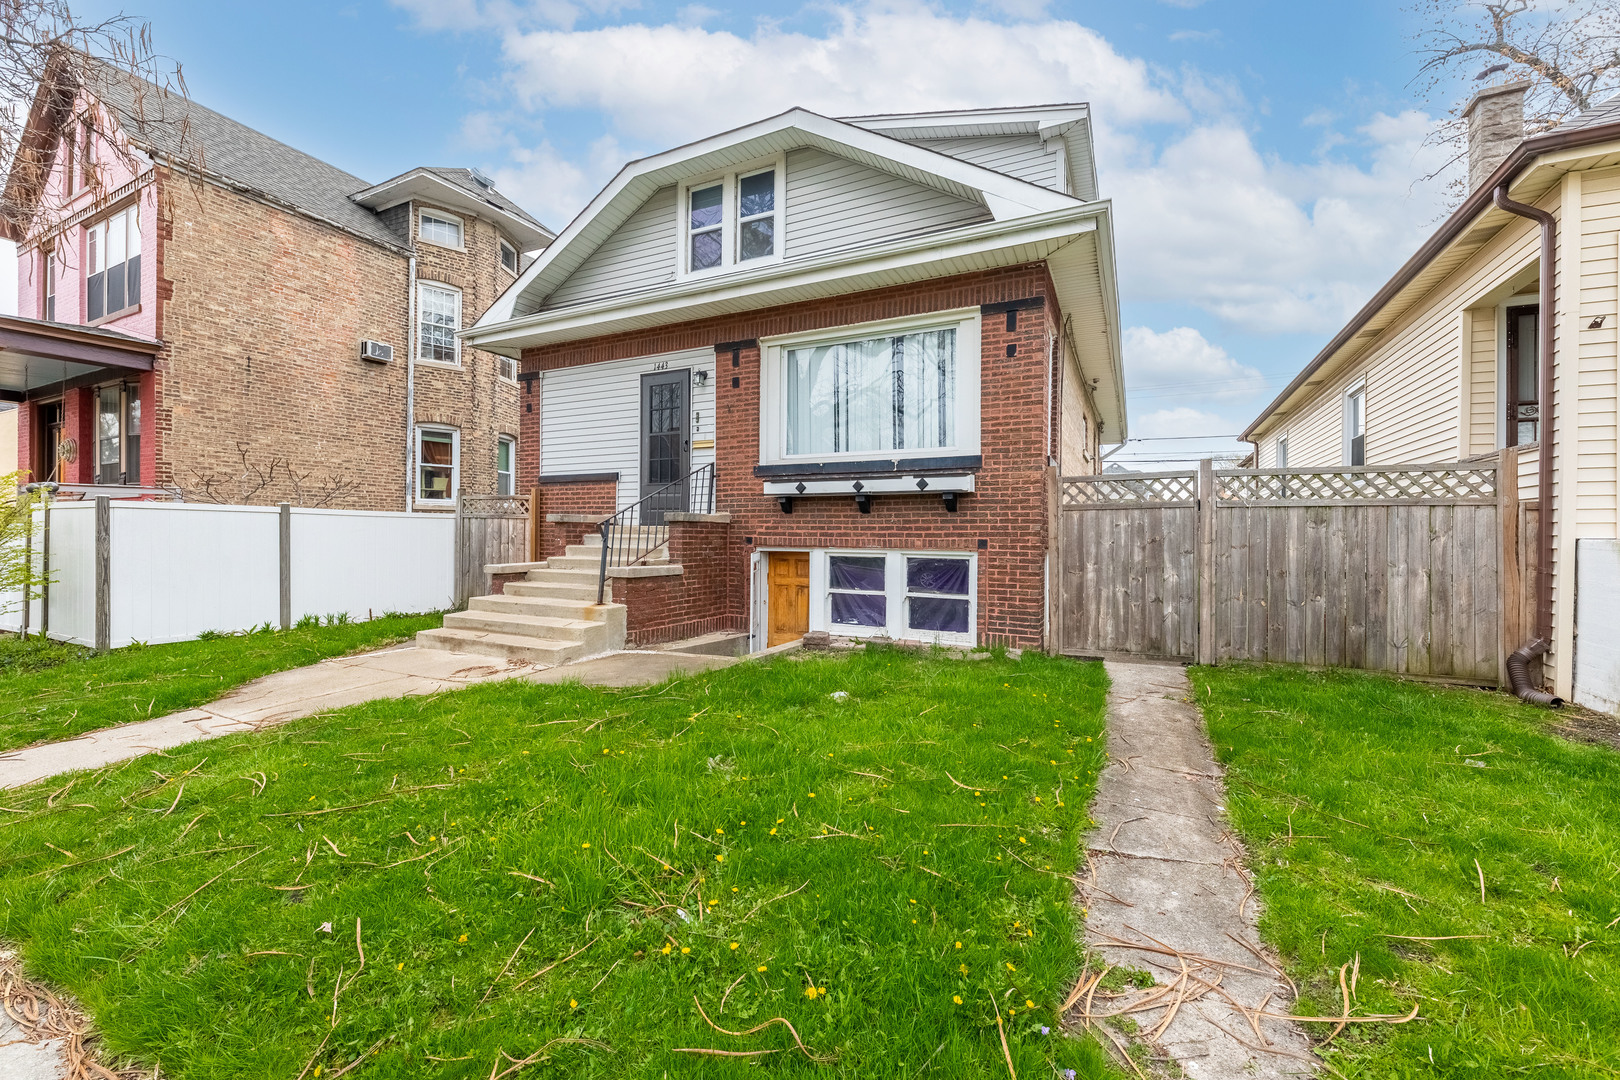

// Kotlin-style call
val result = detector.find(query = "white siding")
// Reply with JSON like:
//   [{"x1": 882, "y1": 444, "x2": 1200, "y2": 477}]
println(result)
[
  {"x1": 783, "y1": 147, "x2": 991, "y2": 260},
  {"x1": 539, "y1": 348, "x2": 717, "y2": 511},
  {"x1": 545, "y1": 186, "x2": 678, "y2": 309},
  {"x1": 911, "y1": 135, "x2": 1061, "y2": 190}
]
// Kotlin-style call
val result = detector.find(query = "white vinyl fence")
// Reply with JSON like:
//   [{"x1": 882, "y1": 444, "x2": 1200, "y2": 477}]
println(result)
[{"x1": 1, "y1": 500, "x2": 454, "y2": 648}]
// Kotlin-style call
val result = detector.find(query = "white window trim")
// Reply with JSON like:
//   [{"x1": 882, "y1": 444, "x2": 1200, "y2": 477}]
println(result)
[
  {"x1": 496, "y1": 434, "x2": 516, "y2": 496},
  {"x1": 418, "y1": 208, "x2": 466, "y2": 251},
  {"x1": 794, "y1": 548, "x2": 977, "y2": 648},
  {"x1": 417, "y1": 280, "x2": 463, "y2": 367},
  {"x1": 1342, "y1": 378, "x2": 1367, "y2": 467},
  {"x1": 757, "y1": 307, "x2": 982, "y2": 467},
  {"x1": 415, "y1": 425, "x2": 460, "y2": 506},
  {"x1": 498, "y1": 237, "x2": 519, "y2": 277},
  {"x1": 496, "y1": 353, "x2": 518, "y2": 383},
  {"x1": 676, "y1": 153, "x2": 786, "y2": 281}
]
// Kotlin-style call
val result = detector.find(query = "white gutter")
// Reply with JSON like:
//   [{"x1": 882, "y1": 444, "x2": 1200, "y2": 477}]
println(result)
[{"x1": 405, "y1": 252, "x2": 416, "y2": 512}]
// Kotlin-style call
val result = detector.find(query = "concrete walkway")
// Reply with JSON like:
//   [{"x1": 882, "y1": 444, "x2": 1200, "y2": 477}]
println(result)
[
  {"x1": 1077, "y1": 661, "x2": 1317, "y2": 1078},
  {"x1": 0, "y1": 647, "x2": 735, "y2": 791}
]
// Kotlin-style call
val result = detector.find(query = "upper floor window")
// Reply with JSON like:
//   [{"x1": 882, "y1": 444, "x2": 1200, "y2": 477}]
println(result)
[
  {"x1": 419, "y1": 210, "x2": 463, "y2": 249},
  {"x1": 762, "y1": 310, "x2": 982, "y2": 465},
  {"x1": 1343, "y1": 383, "x2": 1366, "y2": 467},
  {"x1": 498, "y1": 354, "x2": 516, "y2": 381},
  {"x1": 87, "y1": 205, "x2": 140, "y2": 323},
  {"x1": 499, "y1": 238, "x2": 519, "y2": 275},
  {"x1": 679, "y1": 159, "x2": 784, "y2": 278},
  {"x1": 418, "y1": 282, "x2": 460, "y2": 364},
  {"x1": 43, "y1": 249, "x2": 56, "y2": 322}
]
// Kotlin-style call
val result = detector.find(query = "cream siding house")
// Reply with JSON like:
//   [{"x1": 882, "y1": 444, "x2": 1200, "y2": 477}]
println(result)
[{"x1": 1243, "y1": 83, "x2": 1620, "y2": 710}]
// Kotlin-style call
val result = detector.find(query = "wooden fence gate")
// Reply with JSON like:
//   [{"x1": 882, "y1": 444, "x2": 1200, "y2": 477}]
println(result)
[
  {"x1": 1058, "y1": 459, "x2": 1512, "y2": 683},
  {"x1": 454, "y1": 494, "x2": 533, "y2": 604}
]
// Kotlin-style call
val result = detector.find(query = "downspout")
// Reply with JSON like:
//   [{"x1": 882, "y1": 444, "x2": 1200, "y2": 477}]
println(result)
[
  {"x1": 405, "y1": 253, "x2": 416, "y2": 513},
  {"x1": 1492, "y1": 183, "x2": 1562, "y2": 706}
]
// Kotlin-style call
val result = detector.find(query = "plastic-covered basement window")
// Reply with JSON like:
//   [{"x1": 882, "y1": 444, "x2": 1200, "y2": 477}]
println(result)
[{"x1": 906, "y1": 557, "x2": 970, "y2": 634}]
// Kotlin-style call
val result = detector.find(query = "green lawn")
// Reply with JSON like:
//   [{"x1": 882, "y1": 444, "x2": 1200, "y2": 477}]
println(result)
[
  {"x1": 1195, "y1": 665, "x2": 1620, "y2": 1079},
  {"x1": 0, "y1": 614, "x2": 442, "y2": 752},
  {"x1": 0, "y1": 647, "x2": 1120, "y2": 1078}
]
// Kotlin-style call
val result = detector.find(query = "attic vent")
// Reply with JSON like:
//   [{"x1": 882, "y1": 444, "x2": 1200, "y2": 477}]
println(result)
[{"x1": 469, "y1": 168, "x2": 496, "y2": 191}]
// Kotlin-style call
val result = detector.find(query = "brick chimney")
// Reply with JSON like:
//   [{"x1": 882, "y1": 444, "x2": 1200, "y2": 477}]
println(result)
[{"x1": 1463, "y1": 80, "x2": 1530, "y2": 192}]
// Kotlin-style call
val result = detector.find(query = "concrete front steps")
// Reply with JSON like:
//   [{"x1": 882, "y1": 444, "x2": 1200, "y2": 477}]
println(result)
[{"x1": 417, "y1": 534, "x2": 675, "y2": 665}]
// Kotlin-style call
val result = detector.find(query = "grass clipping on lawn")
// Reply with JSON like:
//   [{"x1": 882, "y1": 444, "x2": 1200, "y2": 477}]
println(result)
[
  {"x1": 0, "y1": 647, "x2": 1124, "y2": 1078},
  {"x1": 1196, "y1": 664, "x2": 1620, "y2": 1079}
]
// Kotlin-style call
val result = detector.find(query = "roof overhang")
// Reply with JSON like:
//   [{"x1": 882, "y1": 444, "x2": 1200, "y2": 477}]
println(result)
[
  {"x1": 464, "y1": 201, "x2": 1127, "y2": 436},
  {"x1": 482, "y1": 107, "x2": 1083, "y2": 325},
  {"x1": 1243, "y1": 118, "x2": 1620, "y2": 443},
  {"x1": 350, "y1": 169, "x2": 554, "y2": 250},
  {"x1": 0, "y1": 315, "x2": 159, "y2": 399}
]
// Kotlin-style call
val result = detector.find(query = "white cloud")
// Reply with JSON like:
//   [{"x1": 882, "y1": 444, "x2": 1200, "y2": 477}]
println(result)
[
  {"x1": 1168, "y1": 28, "x2": 1219, "y2": 42},
  {"x1": 1123, "y1": 326, "x2": 1266, "y2": 401},
  {"x1": 497, "y1": 6, "x2": 1184, "y2": 143},
  {"x1": 393, "y1": 0, "x2": 639, "y2": 32},
  {"x1": 490, "y1": 134, "x2": 629, "y2": 235},
  {"x1": 1109, "y1": 110, "x2": 1454, "y2": 334},
  {"x1": 1130, "y1": 406, "x2": 1235, "y2": 440}
]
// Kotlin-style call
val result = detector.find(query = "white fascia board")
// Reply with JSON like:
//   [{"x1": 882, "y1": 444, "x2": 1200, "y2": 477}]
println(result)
[
  {"x1": 351, "y1": 170, "x2": 554, "y2": 249},
  {"x1": 844, "y1": 104, "x2": 1090, "y2": 140},
  {"x1": 478, "y1": 107, "x2": 1083, "y2": 327},
  {"x1": 465, "y1": 203, "x2": 1104, "y2": 354}
]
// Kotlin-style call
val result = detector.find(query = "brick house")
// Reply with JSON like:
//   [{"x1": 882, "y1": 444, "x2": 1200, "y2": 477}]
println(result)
[
  {"x1": 430, "y1": 105, "x2": 1125, "y2": 660},
  {"x1": 0, "y1": 55, "x2": 552, "y2": 510}
]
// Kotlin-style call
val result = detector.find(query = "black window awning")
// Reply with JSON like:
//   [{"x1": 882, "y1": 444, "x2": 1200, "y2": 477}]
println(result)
[{"x1": 0, "y1": 314, "x2": 160, "y2": 401}]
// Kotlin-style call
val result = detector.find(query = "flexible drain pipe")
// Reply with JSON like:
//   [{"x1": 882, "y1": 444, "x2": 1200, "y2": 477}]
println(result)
[{"x1": 1492, "y1": 183, "x2": 1562, "y2": 707}]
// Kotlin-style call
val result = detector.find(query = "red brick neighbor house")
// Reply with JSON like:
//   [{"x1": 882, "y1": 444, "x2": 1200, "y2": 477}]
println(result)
[
  {"x1": 432, "y1": 105, "x2": 1126, "y2": 659},
  {"x1": 0, "y1": 55, "x2": 552, "y2": 511}
]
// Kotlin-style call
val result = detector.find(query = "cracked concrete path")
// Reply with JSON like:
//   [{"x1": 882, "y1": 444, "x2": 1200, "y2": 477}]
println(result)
[
  {"x1": 0, "y1": 647, "x2": 736, "y2": 792},
  {"x1": 1079, "y1": 661, "x2": 1317, "y2": 1079}
]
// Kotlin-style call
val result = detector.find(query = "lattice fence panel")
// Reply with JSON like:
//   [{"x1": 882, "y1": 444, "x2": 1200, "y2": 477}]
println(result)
[
  {"x1": 1216, "y1": 465, "x2": 1497, "y2": 504},
  {"x1": 460, "y1": 494, "x2": 531, "y2": 520},
  {"x1": 1061, "y1": 472, "x2": 1198, "y2": 508}
]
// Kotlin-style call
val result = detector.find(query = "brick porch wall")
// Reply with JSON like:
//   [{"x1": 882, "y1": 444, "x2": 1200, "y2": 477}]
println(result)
[
  {"x1": 524, "y1": 265, "x2": 1061, "y2": 651},
  {"x1": 608, "y1": 516, "x2": 741, "y2": 646},
  {"x1": 534, "y1": 476, "x2": 618, "y2": 558}
]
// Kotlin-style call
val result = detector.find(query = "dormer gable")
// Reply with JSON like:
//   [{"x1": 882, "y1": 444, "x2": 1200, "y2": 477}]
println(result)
[{"x1": 484, "y1": 107, "x2": 1084, "y2": 324}]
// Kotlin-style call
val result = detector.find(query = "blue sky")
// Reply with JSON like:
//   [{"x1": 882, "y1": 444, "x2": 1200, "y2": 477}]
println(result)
[{"x1": 59, "y1": 0, "x2": 1471, "y2": 463}]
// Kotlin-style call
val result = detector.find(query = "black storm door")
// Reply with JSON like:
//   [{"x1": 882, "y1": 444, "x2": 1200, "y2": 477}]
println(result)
[{"x1": 640, "y1": 369, "x2": 691, "y2": 524}]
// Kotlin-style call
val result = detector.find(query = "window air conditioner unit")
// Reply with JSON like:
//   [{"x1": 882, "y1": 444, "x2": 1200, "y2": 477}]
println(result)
[{"x1": 360, "y1": 340, "x2": 393, "y2": 364}]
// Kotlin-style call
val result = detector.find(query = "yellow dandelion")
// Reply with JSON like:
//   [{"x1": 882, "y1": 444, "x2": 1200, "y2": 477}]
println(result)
[
  {"x1": 661, "y1": 944, "x2": 672, "y2": 955},
  {"x1": 314, "y1": 1068, "x2": 322, "y2": 1078},
  {"x1": 570, "y1": 999, "x2": 578, "y2": 1008},
  {"x1": 602, "y1": 748, "x2": 610, "y2": 755},
  {"x1": 909, "y1": 899, "x2": 917, "y2": 905},
  {"x1": 428, "y1": 835, "x2": 437, "y2": 842},
  {"x1": 955, "y1": 941, "x2": 963, "y2": 949},
  {"x1": 581, "y1": 842, "x2": 590, "y2": 849},
  {"x1": 397, "y1": 962, "x2": 404, "y2": 970},
  {"x1": 1019, "y1": 837, "x2": 1027, "y2": 844},
  {"x1": 1006, "y1": 963, "x2": 1016, "y2": 971},
  {"x1": 458, "y1": 934, "x2": 468, "y2": 943},
  {"x1": 740, "y1": 820, "x2": 747, "y2": 825},
  {"x1": 1026, "y1": 999, "x2": 1035, "y2": 1009},
  {"x1": 805, "y1": 986, "x2": 818, "y2": 999},
  {"x1": 730, "y1": 942, "x2": 740, "y2": 950},
  {"x1": 716, "y1": 827, "x2": 724, "y2": 835},
  {"x1": 808, "y1": 792, "x2": 816, "y2": 798},
  {"x1": 959, "y1": 963, "x2": 969, "y2": 974},
  {"x1": 757, "y1": 965, "x2": 768, "y2": 972},
  {"x1": 733, "y1": 887, "x2": 739, "y2": 892},
  {"x1": 777, "y1": 818, "x2": 785, "y2": 824},
  {"x1": 716, "y1": 854, "x2": 725, "y2": 863},
  {"x1": 770, "y1": 828, "x2": 778, "y2": 835},
  {"x1": 681, "y1": 946, "x2": 691, "y2": 954},
  {"x1": 953, "y1": 995, "x2": 963, "y2": 1005}
]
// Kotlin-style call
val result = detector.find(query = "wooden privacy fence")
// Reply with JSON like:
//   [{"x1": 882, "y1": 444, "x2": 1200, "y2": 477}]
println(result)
[
  {"x1": 454, "y1": 494, "x2": 534, "y2": 603},
  {"x1": 1058, "y1": 459, "x2": 1517, "y2": 683}
]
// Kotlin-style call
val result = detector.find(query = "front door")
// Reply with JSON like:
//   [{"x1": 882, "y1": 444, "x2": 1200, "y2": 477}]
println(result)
[
  {"x1": 767, "y1": 551, "x2": 810, "y2": 647},
  {"x1": 640, "y1": 369, "x2": 690, "y2": 524}
]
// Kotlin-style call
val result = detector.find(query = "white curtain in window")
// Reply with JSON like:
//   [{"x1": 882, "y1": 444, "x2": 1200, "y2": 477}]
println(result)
[{"x1": 785, "y1": 328, "x2": 955, "y2": 455}]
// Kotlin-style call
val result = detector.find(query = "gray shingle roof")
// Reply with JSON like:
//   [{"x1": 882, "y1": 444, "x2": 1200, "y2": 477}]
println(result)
[
  {"x1": 1563, "y1": 91, "x2": 1620, "y2": 131},
  {"x1": 419, "y1": 167, "x2": 547, "y2": 232}
]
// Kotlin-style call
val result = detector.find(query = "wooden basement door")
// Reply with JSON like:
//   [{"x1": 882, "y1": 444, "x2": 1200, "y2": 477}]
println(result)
[{"x1": 767, "y1": 552, "x2": 810, "y2": 647}]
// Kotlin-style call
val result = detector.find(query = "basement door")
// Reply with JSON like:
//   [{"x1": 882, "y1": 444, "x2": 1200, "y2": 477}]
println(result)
[
  {"x1": 767, "y1": 552, "x2": 810, "y2": 647},
  {"x1": 640, "y1": 369, "x2": 691, "y2": 524}
]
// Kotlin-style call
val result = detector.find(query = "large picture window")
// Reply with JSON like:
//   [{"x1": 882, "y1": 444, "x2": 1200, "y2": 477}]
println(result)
[
  {"x1": 785, "y1": 327, "x2": 958, "y2": 456},
  {"x1": 87, "y1": 205, "x2": 139, "y2": 322}
]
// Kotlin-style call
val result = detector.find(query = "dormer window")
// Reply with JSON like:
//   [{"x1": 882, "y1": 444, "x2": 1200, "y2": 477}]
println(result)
[{"x1": 678, "y1": 157, "x2": 784, "y2": 278}]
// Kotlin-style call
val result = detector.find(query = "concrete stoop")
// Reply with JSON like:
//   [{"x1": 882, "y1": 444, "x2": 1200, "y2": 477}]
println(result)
[{"x1": 419, "y1": 536, "x2": 673, "y2": 665}]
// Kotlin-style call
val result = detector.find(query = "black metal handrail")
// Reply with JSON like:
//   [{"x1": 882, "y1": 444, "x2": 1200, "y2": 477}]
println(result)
[{"x1": 596, "y1": 463, "x2": 716, "y2": 603}]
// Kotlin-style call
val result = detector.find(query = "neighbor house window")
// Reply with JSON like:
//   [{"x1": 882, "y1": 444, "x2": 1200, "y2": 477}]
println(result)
[
  {"x1": 498, "y1": 354, "x2": 516, "y2": 381},
  {"x1": 1506, "y1": 304, "x2": 1539, "y2": 446},
  {"x1": 1344, "y1": 384, "x2": 1366, "y2": 467},
  {"x1": 785, "y1": 327, "x2": 958, "y2": 456},
  {"x1": 499, "y1": 238, "x2": 519, "y2": 275},
  {"x1": 95, "y1": 382, "x2": 141, "y2": 485},
  {"x1": 419, "y1": 210, "x2": 463, "y2": 248},
  {"x1": 43, "y1": 249, "x2": 55, "y2": 321},
  {"x1": 418, "y1": 283, "x2": 461, "y2": 364},
  {"x1": 1275, "y1": 435, "x2": 1287, "y2": 469},
  {"x1": 680, "y1": 159, "x2": 783, "y2": 276},
  {"x1": 417, "y1": 427, "x2": 458, "y2": 502},
  {"x1": 86, "y1": 205, "x2": 140, "y2": 322},
  {"x1": 496, "y1": 436, "x2": 515, "y2": 496}
]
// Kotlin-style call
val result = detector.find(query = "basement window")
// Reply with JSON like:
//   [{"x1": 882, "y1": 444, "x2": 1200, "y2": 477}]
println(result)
[{"x1": 807, "y1": 550, "x2": 977, "y2": 645}]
